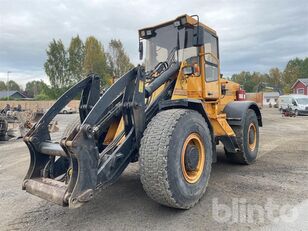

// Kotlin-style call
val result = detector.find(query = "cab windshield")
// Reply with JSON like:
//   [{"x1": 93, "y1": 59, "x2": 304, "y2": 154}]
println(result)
[
  {"x1": 142, "y1": 24, "x2": 198, "y2": 72},
  {"x1": 296, "y1": 98, "x2": 308, "y2": 105}
]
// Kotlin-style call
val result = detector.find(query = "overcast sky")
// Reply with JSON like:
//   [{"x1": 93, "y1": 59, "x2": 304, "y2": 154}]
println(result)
[{"x1": 0, "y1": 0, "x2": 308, "y2": 86}]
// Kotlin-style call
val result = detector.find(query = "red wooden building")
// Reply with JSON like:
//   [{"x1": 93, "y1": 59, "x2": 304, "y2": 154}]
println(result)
[{"x1": 291, "y1": 78, "x2": 308, "y2": 95}]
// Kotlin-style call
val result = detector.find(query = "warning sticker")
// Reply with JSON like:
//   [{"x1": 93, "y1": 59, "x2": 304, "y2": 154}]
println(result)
[{"x1": 138, "y1": 80, "x2": 144, "y2": 93}]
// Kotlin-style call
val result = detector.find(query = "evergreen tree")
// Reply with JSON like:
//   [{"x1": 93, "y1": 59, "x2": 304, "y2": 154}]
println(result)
[
  {"x1": 299, "y1": 57, "x2": 308, "y2": 77},
  {"x1": 283, "y1": 58, "x2": 302, "y2": 93}
]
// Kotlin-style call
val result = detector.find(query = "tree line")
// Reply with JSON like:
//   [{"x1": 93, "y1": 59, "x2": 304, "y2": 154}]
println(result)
[
  {"x1": 43, "y1": 35, "x2": 134, "y2": 99},
  {"x1": 1, "y1": 43, "x2": 307, "y2": 99},
  {"x1": 231, "y1": 57, "x2": 308, "y2": 93},
  {"x1": 0, "y1": 80, "x2": 22, "y2": 92},
  {"x1": 0, "y1": 36, "x2": 133, "y2": 100}
]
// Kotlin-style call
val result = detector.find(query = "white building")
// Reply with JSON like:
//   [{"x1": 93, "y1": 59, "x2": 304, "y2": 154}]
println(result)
[{"x1": 263, "y1": 92, "x2": 280, "y2": 106}]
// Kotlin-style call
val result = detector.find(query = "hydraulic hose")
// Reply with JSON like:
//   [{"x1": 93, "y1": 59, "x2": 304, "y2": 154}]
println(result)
[{"x1": 145, "y1": 62, "x2": 180, "y2": 97}]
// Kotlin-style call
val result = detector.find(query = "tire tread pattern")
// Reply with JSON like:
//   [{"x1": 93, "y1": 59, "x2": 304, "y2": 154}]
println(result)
[
  {"x1": 139, "y1": 109, "x2": 210, "y2": 208},
  {"x1": 225, "y1": 109, "x2": 258, "y2": 164}
]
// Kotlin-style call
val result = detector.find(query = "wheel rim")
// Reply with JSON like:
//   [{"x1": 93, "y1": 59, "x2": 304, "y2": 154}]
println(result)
[
  {"x1": 181, "y1": 133, "x2": 205, "y2": 184},
  {"x1": 248, "y1": 123, "x2": 257, "y2": 151}
]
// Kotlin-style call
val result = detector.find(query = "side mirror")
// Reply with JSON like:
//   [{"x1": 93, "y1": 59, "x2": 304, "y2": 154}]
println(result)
[
  {"x1": 139, "y1": 41, "x2": 143, "y2": 60},
  {"x1": 292, "y1": 101, "x2": 297, "y2": 106},
  {"x1": 193, "y1": 25, "x2": 204, "y2": 47}
]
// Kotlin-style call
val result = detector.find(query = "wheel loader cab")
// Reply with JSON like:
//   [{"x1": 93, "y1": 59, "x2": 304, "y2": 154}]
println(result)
[{"x1": 139, "y1": 14, "x2": 221, "y2": 101}]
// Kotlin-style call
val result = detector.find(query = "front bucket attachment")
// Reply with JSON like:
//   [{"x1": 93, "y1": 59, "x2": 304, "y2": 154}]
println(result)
[
  {"x1": 23, "y1": 74, "x2": 101, "y2": 208},
  {"x1": 23, "y1": 67, "x2": 146, "y2": 208}
]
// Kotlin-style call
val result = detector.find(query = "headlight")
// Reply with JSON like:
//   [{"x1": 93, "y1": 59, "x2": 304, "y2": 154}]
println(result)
[
  {"x1": 140, "y1": 30, "x2": 146, "y2": 37},
  {"x1": 146, "y1": 30, "x2": 152, "y2": 36},
  {"x1": 174, "y1": 20, "x2": 181, "y2": 27},
  {"x1": 139, "y1": 29, "x2": 155, "y2": 38}
]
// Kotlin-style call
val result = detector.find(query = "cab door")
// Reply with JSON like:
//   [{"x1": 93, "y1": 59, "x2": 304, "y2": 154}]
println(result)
[{"x1": 202, "y1": 30, "x2": 220, "y2": 99}]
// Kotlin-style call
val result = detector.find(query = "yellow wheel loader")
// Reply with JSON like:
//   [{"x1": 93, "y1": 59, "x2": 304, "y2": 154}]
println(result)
[{"x1": 22, "y1": 15, "x2": 262, "y2": 209}]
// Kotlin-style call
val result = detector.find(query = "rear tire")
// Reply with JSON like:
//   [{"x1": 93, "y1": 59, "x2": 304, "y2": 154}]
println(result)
[
  {"x1": 139, "y1": 109, "x2": 212, "y2": 209},
  {"x1": 225, "y1": 109, "x2": 259, "y2": 164}
]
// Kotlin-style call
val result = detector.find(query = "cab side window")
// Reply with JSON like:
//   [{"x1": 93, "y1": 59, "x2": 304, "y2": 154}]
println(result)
[
  {"x1": 292, "y1": 99, "x2": 297, "y2": 106},
  {"x1": 204, "y1": 31, "x2": 219, "y2": 82}
]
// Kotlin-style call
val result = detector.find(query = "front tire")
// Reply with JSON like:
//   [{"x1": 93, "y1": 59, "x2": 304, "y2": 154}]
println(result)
[
  {"x1": 225, "y1": 109, "x2": 259, "y2": 164},
  {"x1": 139, "y1": 109, "x2": 212, "y2": 209}
]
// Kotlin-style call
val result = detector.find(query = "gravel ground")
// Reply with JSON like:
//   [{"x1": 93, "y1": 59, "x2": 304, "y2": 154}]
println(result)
[{"x1": 0, "y1": 109, "x2": 307, "y2": 231}]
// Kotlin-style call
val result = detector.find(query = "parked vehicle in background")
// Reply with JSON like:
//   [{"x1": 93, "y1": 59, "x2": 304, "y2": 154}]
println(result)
[
  {"x1": 282, "y1": 105, "x2": 296, "y2": 117},
  {"x1": 278, "y1": 94, "x2": 308, "y2": 115},
  {"x1": 59, "y1": 106, "x2": 77, "y2": 114}
]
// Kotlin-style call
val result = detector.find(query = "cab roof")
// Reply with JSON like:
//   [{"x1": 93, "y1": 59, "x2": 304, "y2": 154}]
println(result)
[{"x1": 138, "y1": 14, "x2": 217, "y2": 36}]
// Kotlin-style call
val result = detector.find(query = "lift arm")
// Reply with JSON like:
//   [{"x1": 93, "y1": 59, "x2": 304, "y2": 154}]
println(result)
[{"x1": 22, "y1": 63, "x2": 178, "y2": 208}]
